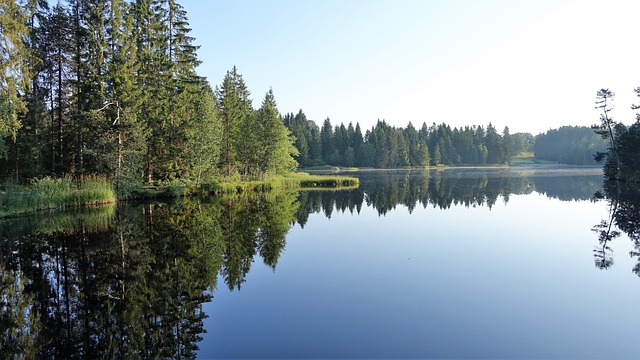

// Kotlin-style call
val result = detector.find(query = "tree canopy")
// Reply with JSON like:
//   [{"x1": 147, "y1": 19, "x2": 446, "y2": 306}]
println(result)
[
  {"x1": 0, "y1": 0, "x2": 298, "y2": 191},
  {"x1": 593, "y1": 88, "x2": 640, "y2": 181}
]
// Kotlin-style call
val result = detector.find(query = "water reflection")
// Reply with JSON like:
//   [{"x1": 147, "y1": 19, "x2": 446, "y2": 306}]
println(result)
[
  {"x1": 297, "y1": 170, "x2": 602, "y2": 225},
  {"x1": 593, "y1": 181, "x2": 640, "y2": 274},
  {"x1": 0, "y1": 192, "x2": 298, "y2": 359},
  {"x1": 0, "y1": 170, "x2": 603, "y2": 358}
]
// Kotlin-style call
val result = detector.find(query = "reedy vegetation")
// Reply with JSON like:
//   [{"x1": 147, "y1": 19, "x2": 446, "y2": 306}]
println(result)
[{"x1": 0, "y1": 175, "x2": 115, "y2": 217}]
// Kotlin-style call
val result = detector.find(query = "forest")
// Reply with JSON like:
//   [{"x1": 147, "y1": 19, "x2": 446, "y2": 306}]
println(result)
[
  {"x1": 0, "y1": 0, "x2": 297, "y2": 194},
  {"x1": 0, "y1": 0, "x2": 628, "y2": 200},
  {"x1": 284, "y1": 114, "x2": 535, "y2": 168},
  {"x1": 534, "y1": 126, "x2": 607, "y2": 165}
]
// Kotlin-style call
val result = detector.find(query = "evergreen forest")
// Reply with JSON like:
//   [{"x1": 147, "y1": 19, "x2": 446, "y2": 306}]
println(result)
[
  {"x1": 0, "y1": 0, "x2": 297, "y2": 194},
  {"x1": 0, "y1": 0, "x2": 631, "y2": 198}
]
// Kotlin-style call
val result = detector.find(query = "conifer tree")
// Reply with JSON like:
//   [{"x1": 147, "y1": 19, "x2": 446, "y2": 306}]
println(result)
[
  {"x1": 320, "y1": 118, "x2": 334, "y2": 162},
  {"x1": 255, "y1": 89, "x2": 298, "y2": 178},
  {"x1": 41, "y1": 2, "x2": 73, "y2": 173},
  {"x1": 0, "y1": 0, "x2": 32, "y2": 142},
  {"x1": 104, "y1": 0, "x2": 148, "y2": 190},
  {"x1": 185, "y1": 88, "x2": 220, "y2": 185},
  {"x1": 3, "y1": 0, "x2": 48, "y2": 180},
  {"x1": 133, "y1": 0, "x2": 169, "y2": 181},
  {"x1": 216, "y1": 66, "x2": 252, "y2": 177}
]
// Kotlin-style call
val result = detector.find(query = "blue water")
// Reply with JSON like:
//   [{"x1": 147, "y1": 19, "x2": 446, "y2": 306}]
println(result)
[{"x1": 198, "y1": 170, "x2": 640, "y2": 359}]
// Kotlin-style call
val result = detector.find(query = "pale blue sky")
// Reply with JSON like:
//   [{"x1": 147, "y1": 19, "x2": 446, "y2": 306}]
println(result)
[{"x1": 183, "y1": 0, "x2": 640, "y2": 135}]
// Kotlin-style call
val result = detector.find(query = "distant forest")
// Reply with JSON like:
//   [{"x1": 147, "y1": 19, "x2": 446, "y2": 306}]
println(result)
[
  {"x1": 284, "y1": 114, "x2": 605, "y2": 168},
  {"x1": 534, "y1": 126, "x2": 607, "y2": 165},
  {"x1": 1, "y1": 0, "x2": 608, "y2": 192}
]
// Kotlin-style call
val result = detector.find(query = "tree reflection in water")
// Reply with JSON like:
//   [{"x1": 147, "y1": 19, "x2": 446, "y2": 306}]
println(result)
[
  {"x1": 0, "y1": 191, "x2": 298, "y2": 359},
  {"x1": 593, "y1": 180, "x2": 640, "y2": 274},
  {"x1": 0, "y1": 170, "x2": 603, "y2": 358},
  {"x1": 297, "y1": 170, "x2": 601, "y2": 225}
]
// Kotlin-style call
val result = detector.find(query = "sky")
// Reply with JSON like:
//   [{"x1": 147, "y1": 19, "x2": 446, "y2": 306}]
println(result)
[{"x1": 182, "y1": 0, "x2": 640, "y2": 135}]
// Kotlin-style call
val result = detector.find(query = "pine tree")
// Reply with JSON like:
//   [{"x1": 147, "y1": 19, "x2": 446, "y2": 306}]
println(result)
[
  {"x1": 593, "y1": 88, "x2": 620, "y2": 178},
  {"x1": 254, "y1": 88, "x2": 298, "y2": 178},
  {"x1": 0, "y1": 0, "x2": 32, "y2": 141},
  {"x1": 283, "y1": 111, "x2": 310, "y2": 166},
  {"x1": 216, "y1": 66, "x2": 252, "y2": 177},
  {"x1": 501, "y1": 126, "x2": 512, "y2": 164},
  {"x1": 484, "y1": 123, "x2": 506, "y2": 164},
  {"x1": 104, "y1": 0, "x2": 148, "y2": 191},
  {"x1": 185, "y1": 88, "x2": 220, "y2": 185},
  {"x1": 320, "y1": 118, "x2": 334, "y2": 163},
  {"x1": 162, "y1": 0, "x2": 204, "y2": 179},
  {"x1": 41, "y1": 2, "x2": 73, "y2": 173},
  {"x1": 2, "y1": 0, "x2": 49, "y2": 181},
  {"x1": 133, "y1": 0, "x2": 169, "y2": 181}
]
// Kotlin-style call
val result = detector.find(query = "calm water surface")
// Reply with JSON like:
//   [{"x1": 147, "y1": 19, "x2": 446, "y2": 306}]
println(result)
[{"x1": 2, "y1": 168, "x2": 639, "y2": 359}]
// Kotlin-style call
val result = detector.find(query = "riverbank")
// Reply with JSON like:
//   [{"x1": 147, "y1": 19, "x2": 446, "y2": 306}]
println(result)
[
  {"x1": 0, "y1": 172, "x2": 359, "y2": 218},
  {"x1": 132, "y1": 172, "x2": 360, "y2": 199},
  {"x1": 0, "y1": 176, "x2": 116, "y2": 218}
]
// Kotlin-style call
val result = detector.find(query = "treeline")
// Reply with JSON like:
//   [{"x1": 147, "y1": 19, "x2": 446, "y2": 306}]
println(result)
[
  {"x1": 534, "y1": 126, "x2": 607, "y2": 165},
  {"x1": 285, "y1": 114, "x2": 533, "y2": 168},
  {"x1": 0, "y1": 0, "x2": 297, "y2": 193}
]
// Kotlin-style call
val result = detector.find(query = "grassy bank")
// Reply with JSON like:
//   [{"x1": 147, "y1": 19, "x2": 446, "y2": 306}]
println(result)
[
  {"x1": 132, "y1": 172, "x2": 360, "y2": 199},
  {"x1": 1, "y1": 173, "x2": 358, "y2": 217},
  {"x1": 0, "y1": 176, "x2": 116, "y2": 218}
]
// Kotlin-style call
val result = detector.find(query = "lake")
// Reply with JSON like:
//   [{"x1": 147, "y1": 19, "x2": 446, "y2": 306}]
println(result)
[{"x1": 2, "y1": 167, "x2": 639, "y2": 359}]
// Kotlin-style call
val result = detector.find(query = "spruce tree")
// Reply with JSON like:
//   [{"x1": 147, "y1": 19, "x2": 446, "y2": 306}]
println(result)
[
  {"x1": 42, "y1": 2, "x2": 73, "y2": 173},
  {"x1": 255, "y1": 88, "x2": 298, "y2": 178},
  {"x1": 185, "y1": 88, "x2": 220, "y2": 185},
  {"x1": 2, "y1": 0, "x2": 48, "y2": 180},
  {"x1": 216, "y1": 66, "x2": 252, "y2": 177},
  {"x1": 104, "y1": 0, "x2": 148, "y2": 191},
  {"x1": 0, "y1": 0, "x2": 32, "y2": 141}
]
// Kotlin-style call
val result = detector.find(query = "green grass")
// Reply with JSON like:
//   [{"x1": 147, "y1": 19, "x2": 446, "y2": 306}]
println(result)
[
  {"x1": 289, "y1": 172, "x2": 359, "y2": 189},
  {"x1": 206, "y1": 172, "x2": 359, "y2": 193},
  {"x1": 131, "y1": 172, "x2": 360, "y2": 198},
  {"x1": 0, "y1": 175, "x2": 116, "y2": 218}
]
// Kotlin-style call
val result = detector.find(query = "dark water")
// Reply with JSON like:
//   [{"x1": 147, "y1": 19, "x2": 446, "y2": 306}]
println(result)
[{"x1": 2, "y1": 168, "x2": 639, "y2": 359}]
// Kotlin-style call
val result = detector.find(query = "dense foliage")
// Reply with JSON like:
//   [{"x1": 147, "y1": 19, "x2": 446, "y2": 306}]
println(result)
[
  {"x1": 533, "y1": 126, "x2": 607, "y2": 165},
  {"x1": 285, "y1": 116, "x2": 533, "y2": 168},
  {"x1": 0, "y1": 0, "x2": 297, "y2": 193},
  {"x1": 593, "y1": 88, "x2": 640, "y2": 181},
  {"x1": 2, "y1": 0, "x2": 622, "y2": 195}
]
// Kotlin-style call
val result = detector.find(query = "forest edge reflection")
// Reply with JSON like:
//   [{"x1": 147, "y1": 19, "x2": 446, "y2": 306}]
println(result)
[
  {"x1": 1, "y1": 169, "x2": 610, "y2": 358},
  {"x1": 592, "y1": 180, "x2": 640, "y2": 273}
]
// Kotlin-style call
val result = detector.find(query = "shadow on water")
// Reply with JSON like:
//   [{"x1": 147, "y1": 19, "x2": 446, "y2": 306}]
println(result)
[{"x1": 0, "y1": 169, "x2": 603, "y2": 358}]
